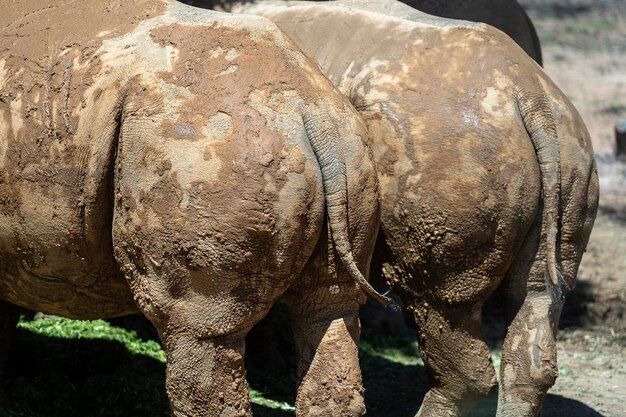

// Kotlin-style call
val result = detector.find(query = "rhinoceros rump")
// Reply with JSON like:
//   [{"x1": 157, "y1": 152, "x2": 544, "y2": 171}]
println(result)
[
  {"x1": 0, "y1": 1, "x2": 385, "y2": 415},
  {"x1": 219, "y1": 1, "x2": 599, "y2": 416}
]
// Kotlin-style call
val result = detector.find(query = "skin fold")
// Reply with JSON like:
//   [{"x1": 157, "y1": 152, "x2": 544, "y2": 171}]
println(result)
[
  {"x1": 0, "y1": 0, "x2": 384, "y2": 415},
  {"x1": 212, "y1": 1, "x2": 600, "y2": 416}
]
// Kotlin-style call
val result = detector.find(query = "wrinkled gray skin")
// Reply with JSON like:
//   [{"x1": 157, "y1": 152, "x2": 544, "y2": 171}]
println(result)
[
  {"x1": 0, "y1": 0, "x2": 385, "y2": 415},
  {"x1": 206, "y1": 0, "x2": 542, "y2": 65},
  {"x1": 211, "y1": 1, "x2": 599, "y2": 416}
]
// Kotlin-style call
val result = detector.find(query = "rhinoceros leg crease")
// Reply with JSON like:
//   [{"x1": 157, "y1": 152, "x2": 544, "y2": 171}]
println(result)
[
  {"x1": 497, "y1": 217, "x2": 560, "y2": 417},
  {"x1": 410, "y1": 301, "x2": 496, "y2": 417},
  {"x1": 0, "y1": 300, "x2": 19, "y2": 407},
  {"x1": 283, "y1": 225, "x2": 367, "y2": 417}
]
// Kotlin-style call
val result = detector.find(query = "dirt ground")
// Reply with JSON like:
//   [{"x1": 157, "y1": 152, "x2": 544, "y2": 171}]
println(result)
[{"x1": 517, "y1": 1, "x2": 625, "y2": 415}]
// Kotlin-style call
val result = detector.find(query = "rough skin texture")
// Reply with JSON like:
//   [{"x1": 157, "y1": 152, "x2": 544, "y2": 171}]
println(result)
[
  {"x1": 220, "y1": 1, "x2": 600, "y2": 416},
  {"x1": 395, "y1": 0, "x2": 543, "y2": 65},
  {"x1": 0, "y1": 1, "x2": 382, "y2": 415},
  {"x1": 207, "y1": 0, "x2": 543, "y2": 65},
  {"x1": 205, "y1": 0, "x2": 545, "y2": 339}
]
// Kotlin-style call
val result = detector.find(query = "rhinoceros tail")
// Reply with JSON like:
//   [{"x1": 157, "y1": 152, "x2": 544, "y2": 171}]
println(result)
[
  {"x1": 301, "y1": 106, "x2": 396, "y2": 310},
  {"x1": 515, "y1": 89, "x2": 566, "y2": 300}
]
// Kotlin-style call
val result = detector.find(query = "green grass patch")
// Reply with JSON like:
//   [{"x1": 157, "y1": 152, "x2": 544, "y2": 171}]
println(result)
[
  {"x1": 17, "y1": 317, "x2": 166, "y2": 363},
  {"x1": 359, "y1": 328, "x2": 422, "y2": 367},
  {"x1": 0, "y1": 315, "x2": 552, "y2": 417},
  {"x1": 7, "y1": 316, "x2": 297, "y2": 416}
]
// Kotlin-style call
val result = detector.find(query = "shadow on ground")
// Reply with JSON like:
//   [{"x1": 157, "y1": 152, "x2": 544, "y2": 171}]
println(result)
[
  {"x1": 1, "y1": 324, "x2": 289, "y2": 417},
  {"x1": 2, "y1": 327, "x2": 169, "y2": 417},
  {"x1": 0, "y1": 317, "x2": 607, "y2": 417}
]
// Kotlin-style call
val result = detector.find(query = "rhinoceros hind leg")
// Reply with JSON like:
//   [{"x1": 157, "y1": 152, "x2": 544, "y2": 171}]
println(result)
[
  {"x1": 411, "y1": 302, "x2": 496, "y2": 417},
  {"x1": 0, "y1": 300, "x2": 20, "y2": 408},
  {"x1": 497, "y1": 291, "x2": 558, "y2": 417},
  {"x1": 113, "y1": 224, "x2": 269, "y2": 417},
  {"x1": 161, "y1": 330, "x2": 251, "y2": 417},
  {"x1": 497, "y1": 231, "x2": 561, "y2": 417},
  {"x1": 284, "y1": 239, "x2": 367, "y2": 417},
  {"x1": 286, "y1": 295, "x2": 365, "y2": 417}
]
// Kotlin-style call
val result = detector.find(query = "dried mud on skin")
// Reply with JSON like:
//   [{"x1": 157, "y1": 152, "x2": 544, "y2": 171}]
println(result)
[
  {"x1": 520, "y1": 2, "x2": 626, "y2": 416},
  {"x1": 531, "y1": 3, "x2": 626, "y2": 333},
  {"x1": 1, "y1": 1, "x2": 625, "y2": 417}
]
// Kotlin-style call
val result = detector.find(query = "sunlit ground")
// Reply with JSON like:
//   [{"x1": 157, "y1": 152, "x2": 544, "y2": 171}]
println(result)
[
  {"x1": 1, "y1": 314, "x2": 503, "y2": 417},
  {"x1": 2, "y1": 305, "x2": 610, "y2": 417}
]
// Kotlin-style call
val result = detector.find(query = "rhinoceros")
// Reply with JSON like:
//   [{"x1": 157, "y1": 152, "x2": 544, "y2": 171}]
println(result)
[
  {"x1": 0, "y1": 0, "x2": 388, "y2": 415},
  {"x1": 395, "y1": 0, "x2": 542, "y2": 65},
  {"x1": 211, "y1": 1, "x2": 600, "y2": 416},
  {"x1": 209, "y1": 0, "x2": 543, "y2": 65}
]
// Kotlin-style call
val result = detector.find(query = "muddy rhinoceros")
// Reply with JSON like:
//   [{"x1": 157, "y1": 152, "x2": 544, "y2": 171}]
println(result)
[
  {"x1": 0, "y1": 0, "x2": 389, "y2": 415},
  {"x1": 393, "y1": 0, "x2": 543, "y2": 65},
  {"x1": 209, "y1": 0, "x2": 543, "y2": 65},
  {"x1": 212, "y1": 1, "x2": 600, "y2": 416}
]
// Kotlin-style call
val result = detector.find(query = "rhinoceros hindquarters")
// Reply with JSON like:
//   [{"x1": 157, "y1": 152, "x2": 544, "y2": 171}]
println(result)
[{"x1": 1, "y1": 1, "x2": 379, "y2": 416}]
